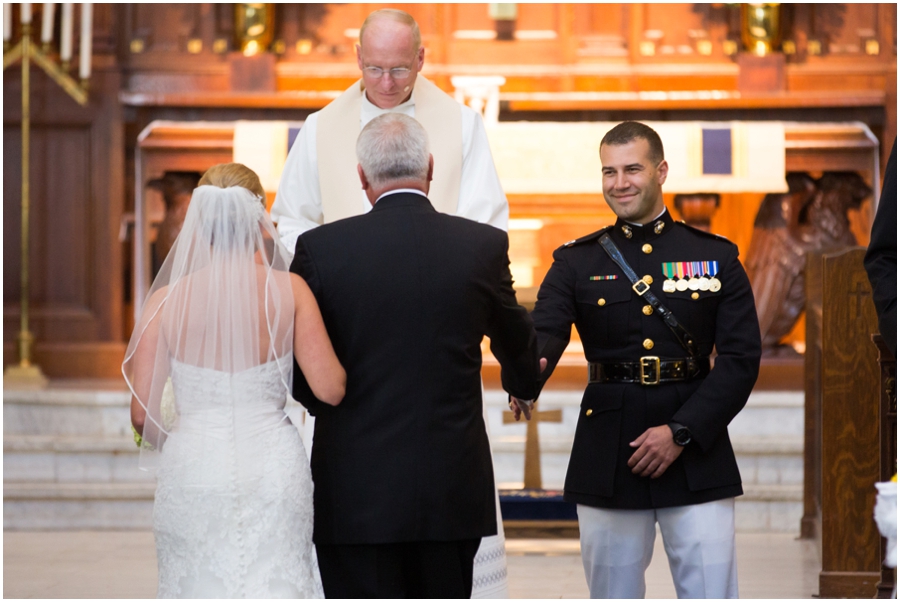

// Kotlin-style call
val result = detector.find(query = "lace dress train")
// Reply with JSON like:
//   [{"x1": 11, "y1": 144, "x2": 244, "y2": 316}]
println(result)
[{"x1": 153, "y1": 359, "x2": 323, "y2": 598}]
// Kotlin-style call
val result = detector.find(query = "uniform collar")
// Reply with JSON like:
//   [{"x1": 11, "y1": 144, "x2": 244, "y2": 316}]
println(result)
[{"x1": 612, "y1": 209, "x2": 674, "y2": 243}]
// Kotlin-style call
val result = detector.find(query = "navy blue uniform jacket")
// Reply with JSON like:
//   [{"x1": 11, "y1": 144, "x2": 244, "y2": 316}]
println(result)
[{"x1": 532, "y1": 210, "x2": 761, "y2": 509}]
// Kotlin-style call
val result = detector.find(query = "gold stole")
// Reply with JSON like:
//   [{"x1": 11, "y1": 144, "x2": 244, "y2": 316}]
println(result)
[{"x1": 316, "y1": 76, "x2": 462, "y2": 223}]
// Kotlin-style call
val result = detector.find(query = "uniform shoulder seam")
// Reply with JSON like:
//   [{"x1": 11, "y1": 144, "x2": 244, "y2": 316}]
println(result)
[
  {"x1": 674, "y1": 221, "x2": 735, "y2": 245},
  {"x1": 559, "y1": 225, "x2": 613, "y2": 249}
]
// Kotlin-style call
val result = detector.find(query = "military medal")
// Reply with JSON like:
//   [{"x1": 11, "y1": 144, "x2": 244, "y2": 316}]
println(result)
[
  {"x1": 705, "y1": 261, "x2": 721, "y2": 292},
  {"x1": 685, "y1": 262, "x2": 700, "y2": 290},
  {"x1": 676, "y1": 261, "x2": 689, "y2": 291},
  {"x1": 661, "y1": 262, "x2": 677, "y2": 293},
  {"x1": 698, "y1": 277, "x2": 710, "y2": 291}
]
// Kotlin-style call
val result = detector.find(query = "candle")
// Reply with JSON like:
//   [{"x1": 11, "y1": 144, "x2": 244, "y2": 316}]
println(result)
[
  {"x1": 60, "y1": 2, "x2": 71, "y2": 60},
  {"x1": 4, "y1": 5, "x2": 12, "y2": 41},
  {"x1": 40, "y1": 3, "x2": 53, "y2": 43},
  {"x1": 21, "y1": 2, "x2": 31, "y2": 24},
  {"x1": 78, "y1": 2, "x2": 90, "y2": 78}
]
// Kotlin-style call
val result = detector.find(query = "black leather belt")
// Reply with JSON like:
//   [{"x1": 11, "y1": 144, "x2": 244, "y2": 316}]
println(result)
[{"x1": 588, "y1": 357, "x2": 710, "y2": 385}]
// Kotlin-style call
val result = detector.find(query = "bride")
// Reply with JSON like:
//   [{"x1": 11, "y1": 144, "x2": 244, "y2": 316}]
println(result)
[{"x1": 123, "y1": 163, "x2": 345, "y2": 598}]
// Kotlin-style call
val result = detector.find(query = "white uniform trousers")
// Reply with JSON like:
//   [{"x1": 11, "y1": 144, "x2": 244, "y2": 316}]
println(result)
[{"x1": 577, "y1": 498, "x2": 738, "y2": 599}]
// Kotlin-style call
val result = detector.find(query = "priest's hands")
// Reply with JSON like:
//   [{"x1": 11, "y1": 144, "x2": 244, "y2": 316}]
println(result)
[{"x1": 627, "y1": 424, "x2": 684, "y2": 478}]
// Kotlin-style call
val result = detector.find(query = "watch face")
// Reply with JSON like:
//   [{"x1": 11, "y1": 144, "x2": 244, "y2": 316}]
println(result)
[{"x1": 674, "y1": 427, "x2": 691, "y2": 446}]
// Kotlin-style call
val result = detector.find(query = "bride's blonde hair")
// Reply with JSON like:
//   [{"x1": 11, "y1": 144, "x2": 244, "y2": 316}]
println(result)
[{"x1": 199, "y1": 163, "x2": 266, "y2": 202}]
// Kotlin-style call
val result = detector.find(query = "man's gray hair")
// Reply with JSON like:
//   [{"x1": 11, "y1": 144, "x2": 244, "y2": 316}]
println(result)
[{"x1": 356, "y1": 113, "x2": 430, "y2": 189}]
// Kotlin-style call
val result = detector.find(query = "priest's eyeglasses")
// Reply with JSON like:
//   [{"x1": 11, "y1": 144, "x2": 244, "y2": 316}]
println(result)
[{"x1": 363, "y1": 66, "x2": 413, "y2": 80}]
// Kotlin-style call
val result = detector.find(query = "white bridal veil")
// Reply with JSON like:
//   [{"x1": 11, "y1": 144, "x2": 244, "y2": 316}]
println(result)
[{"x1": 122, "y1": 185, "x2": 295, "y2": 469}]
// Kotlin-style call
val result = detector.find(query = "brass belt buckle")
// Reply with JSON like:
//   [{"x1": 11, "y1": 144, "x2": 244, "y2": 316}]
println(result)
[
  {"x1": 640, "y1": 356, "x2": 660, "y2": 385},
  {"x1": 632, "y1": 280, "x2": 650, "y2": 296}
]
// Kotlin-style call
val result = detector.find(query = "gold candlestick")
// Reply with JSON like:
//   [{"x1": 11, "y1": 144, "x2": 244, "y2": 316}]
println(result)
[{"x1": 3, "y1": 19, "x2": 89, "y2": 388}]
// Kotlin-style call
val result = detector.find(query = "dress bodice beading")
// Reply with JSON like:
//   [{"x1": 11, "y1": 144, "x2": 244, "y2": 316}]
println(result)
[{"x1": 169, "y1": 357, "x2": 291, "y2": 438}]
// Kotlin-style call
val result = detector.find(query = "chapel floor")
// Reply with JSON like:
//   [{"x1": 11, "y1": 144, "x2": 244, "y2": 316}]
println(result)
[{"x1": 4, "y1": 530, "x2": 819, "y2": 598}]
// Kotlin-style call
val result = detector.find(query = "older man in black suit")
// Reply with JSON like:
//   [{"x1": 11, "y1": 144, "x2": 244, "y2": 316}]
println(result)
[{"x1": 289, "y1": 113, "x2": 539, "y2": 598}]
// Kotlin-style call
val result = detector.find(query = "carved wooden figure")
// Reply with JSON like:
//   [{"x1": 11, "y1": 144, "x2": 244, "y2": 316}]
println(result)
[
  {"x1": 147, "y1": 172, "x2": 201, "y2": 275},
  {"x1": 746, "y1": 172, "x2": 871, "y2": 356}
]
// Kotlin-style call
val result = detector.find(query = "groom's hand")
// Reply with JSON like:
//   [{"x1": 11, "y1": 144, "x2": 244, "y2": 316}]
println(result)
[
  {"x1": 508, "y1": 358, "x2": 547, "y2": 421},
  {"x1": 508, "y1": 397, "x2": 534, "y2": 421}
]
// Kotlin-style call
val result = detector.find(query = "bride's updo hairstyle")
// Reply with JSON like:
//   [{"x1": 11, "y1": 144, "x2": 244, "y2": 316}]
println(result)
[
  {"x1": 198, "y1": 162, "x2": 266, "y2": 203},
  {"x1": 191, "y1": 163, "x2": 267, "y2": 249}
]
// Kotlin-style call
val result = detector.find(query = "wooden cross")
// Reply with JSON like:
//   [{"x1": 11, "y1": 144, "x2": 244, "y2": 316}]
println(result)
[
  {"x1": 503, "y1": 405, "x2": 563, "y2": 489},
  {"x1": 850, "y1": 279, "x2": 872, "y2": 320}
]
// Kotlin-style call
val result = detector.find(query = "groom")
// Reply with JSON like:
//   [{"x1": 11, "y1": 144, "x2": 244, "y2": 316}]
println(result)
[{"x1": 289, "y1": 113, "x2": 540, "y2": 598}]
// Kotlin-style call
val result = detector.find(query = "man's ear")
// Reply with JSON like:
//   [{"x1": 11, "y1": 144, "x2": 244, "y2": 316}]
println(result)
[
  {"x1": 358, "y1": 164, "x2": 369, "y2": 190},
  {"x1": 427, "y1": 154, "x2": 434, "y2": 183},
  {"x1": 657, "y1": 159, "x2": 669, "y2": 186},
  {"x1": 356, "y1": 44, "x2": 364, "y2": 72}
]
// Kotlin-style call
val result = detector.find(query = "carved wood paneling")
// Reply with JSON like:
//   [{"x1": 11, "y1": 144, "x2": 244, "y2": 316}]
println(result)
[{"x1": 3, "y1": 66, "x2": 124, "y2": 375}]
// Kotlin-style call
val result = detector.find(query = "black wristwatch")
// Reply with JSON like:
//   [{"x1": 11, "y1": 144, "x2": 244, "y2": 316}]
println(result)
[{"x1": 668, "y1": 422, "x2": 692, "y2": 447}]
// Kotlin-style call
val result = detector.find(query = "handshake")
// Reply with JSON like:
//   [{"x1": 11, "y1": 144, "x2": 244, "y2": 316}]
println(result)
[{"x1": 508, "y1": 357, "x2": 548, "y2": 421}]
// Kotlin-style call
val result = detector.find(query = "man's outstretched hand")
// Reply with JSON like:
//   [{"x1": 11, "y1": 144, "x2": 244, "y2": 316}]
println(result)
[
  {"x1": 508, "y1": 358, "x2": 548, "y2": 421},
  {"x1": 627, "y1": 424, "x2": 683, "y2": 478}
]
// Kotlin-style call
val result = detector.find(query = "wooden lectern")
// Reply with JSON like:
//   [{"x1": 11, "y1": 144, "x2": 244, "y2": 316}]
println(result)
[{"x1": 803, "y1": 247, "x2": 884, "y2": 597}]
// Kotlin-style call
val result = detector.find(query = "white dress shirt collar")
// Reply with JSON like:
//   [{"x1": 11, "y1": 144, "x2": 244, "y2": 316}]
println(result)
[{"x1": 375, "y1": 188, "x2": 428, "y2": 203}]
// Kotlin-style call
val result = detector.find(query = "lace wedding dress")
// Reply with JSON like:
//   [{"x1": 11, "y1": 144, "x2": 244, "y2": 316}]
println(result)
[{"x1": 153, "y1": 358, "x2": 323, "y2": 598}]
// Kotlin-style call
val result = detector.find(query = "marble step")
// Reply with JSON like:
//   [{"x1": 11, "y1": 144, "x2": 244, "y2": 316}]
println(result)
[
  {"x1": 2, "y1": 480, "x2": 801, "y2": 532},
  {"x1": 4, "y1": 435, "x2": 152, "y2": 484},
  {"x1": 4, "y1": 387, "x2": 132, "y2": 438},
  {"x1": 3, "y1": 482, "x2": 154, "y2": 530}
]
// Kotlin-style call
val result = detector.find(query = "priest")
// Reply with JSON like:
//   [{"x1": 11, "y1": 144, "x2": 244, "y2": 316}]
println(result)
[
  {"x1": 271, "y1": 9, "x2": 512, "y2": 598},
  {"x1": 271, "y1": 8, "x2": 507, "y2": 250}
]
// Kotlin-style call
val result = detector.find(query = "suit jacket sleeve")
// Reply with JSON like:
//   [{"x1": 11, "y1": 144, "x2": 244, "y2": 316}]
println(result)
[
  {"x1": 865, "y1": 139, "x2": 897, "y2": 359},
  {"x1": 670, "y1": 245, "x2": 762, "y2": 453},
  {"x1": 485, "y1": 234, "x2": 540, "y2": 400},
  {"x1": 530, "y1": 247, "x2": 578, "y2": 394},
  {"x1": 288, "y1": 235, "x2": 329, "y2": 416}
]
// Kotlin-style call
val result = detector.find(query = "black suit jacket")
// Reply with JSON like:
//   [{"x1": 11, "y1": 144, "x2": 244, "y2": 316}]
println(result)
[
  {"x1": 290, "y1": 192, "x2": 539, "y2": 545},
  {"x1": 865, "y1": 139, "x2": 897, "y2": 359},
  {"x1": 531, "y1": 210, "x2": 761, "y2": 509}
]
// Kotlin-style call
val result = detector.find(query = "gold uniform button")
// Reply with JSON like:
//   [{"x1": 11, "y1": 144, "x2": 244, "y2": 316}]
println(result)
[
  {"x1": 642, "y1": 275, "x2": 653, "y2": 285},
  {"x1": 586, "y1": 409, "x2": 593, "y2": 416},
  {"x1": 597, "y1": 298, "x2": 606, "y2": 307},
  {"x1": 642, "y1": 244, "x2": 653, "y2": 254},
  {"x1": 643, "y1": 338, "x2": 654, "y2": 350},
  {"x1": 642, "y1": 305, "x2": 653, "y2": 315},
  {"x1": 691, "y1": 292, "x2": 700, "y2": 300}
]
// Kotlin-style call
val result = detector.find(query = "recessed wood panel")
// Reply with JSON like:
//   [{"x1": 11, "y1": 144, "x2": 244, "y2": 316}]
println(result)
[{"x1": 572, "y1": 4, "x2": 626, "y2": 38}]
